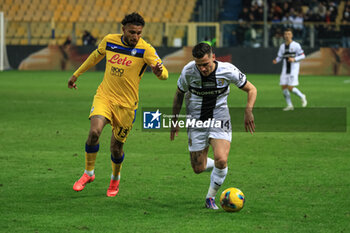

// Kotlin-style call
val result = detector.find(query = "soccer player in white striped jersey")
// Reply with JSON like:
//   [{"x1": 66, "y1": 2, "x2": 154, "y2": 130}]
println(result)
[
  {"x1": 170, "y1": 42, "x2": 257, "y2": 209},
  {"x1": 273, "y1": 28, "x2": 307, "y2": 111}
]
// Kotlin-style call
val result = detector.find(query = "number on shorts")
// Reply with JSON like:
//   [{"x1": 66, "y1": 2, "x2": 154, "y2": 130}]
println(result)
[{"x1": 117, "y1": 127, "x2": 129, "y2": 138}]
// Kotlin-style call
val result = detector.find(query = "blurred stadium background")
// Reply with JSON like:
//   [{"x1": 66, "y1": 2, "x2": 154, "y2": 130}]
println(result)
[{"x1": 1, "y1": 0, "x2": 350, "y2": 74}]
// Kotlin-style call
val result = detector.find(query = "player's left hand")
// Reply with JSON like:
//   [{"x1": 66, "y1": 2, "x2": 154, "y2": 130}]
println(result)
[
  {"x1": 244, "y1": 110, "x2": 255, "y2": 134},
  {"x1": 151, "y1": 62, "x2": 163, "y2": 77},
  {"x1": 170, "y1": 118, "x2": 179, "y2": 141},
  {"x1": 288, "y1": 57, "x2": 296, "y2": 63}
]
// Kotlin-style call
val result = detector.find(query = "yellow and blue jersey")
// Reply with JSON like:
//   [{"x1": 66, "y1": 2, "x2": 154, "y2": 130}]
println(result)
[{"x1": 74, "y1": 34, "x2": 168, "y2": 110}]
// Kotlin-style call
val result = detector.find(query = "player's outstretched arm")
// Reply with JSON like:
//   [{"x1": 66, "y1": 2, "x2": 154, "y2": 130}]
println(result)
[
  {"x1": 67, "y1": 49, "x2": 105, "y2": 89},
  {"x1": 241, "y1": 81, "x2": 257, "y2": 134},
  {"x1": 170, "y1": 88, "x2": 184, "y2": 140}
]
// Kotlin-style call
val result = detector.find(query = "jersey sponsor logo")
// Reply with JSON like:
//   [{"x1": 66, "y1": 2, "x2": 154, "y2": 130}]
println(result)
[
  {"x1": 108, "y1": 54, "x2": 133, "y2": 66},
  {"x1": 110, "y1": 66, "x2": 124, "y2": 77},
  {"x1": 189, "y1": 86, "x2": 228, "y2": 96}
]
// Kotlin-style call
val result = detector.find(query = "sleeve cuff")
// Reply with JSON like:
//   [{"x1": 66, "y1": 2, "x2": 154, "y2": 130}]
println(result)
[
  {"x1": 177, "y1": 86, "x2": 186, "y2": 93},
  {"x1": 238, "y1": 80, "x2": 247, "y2": 89}
]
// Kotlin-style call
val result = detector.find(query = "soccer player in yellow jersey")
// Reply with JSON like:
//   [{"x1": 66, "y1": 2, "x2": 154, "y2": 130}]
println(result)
[{"x1": 68, "y1": 13, "x2": 168, "y2": 196}]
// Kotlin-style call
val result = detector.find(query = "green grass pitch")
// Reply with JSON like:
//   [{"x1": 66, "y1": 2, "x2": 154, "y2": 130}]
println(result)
[{"x1": 0, "y1": 71, "x2": 349, "y2": 233}]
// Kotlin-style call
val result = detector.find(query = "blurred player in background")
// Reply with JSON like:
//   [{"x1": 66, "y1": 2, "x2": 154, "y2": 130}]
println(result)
[
  {"x1": 170, "y1": 42, "x2": 257, "y2": 209},
  {"x1": 68, "y1": 12, "x2": 168, "y2": 196},
  {"x1": 273, "y1": 28, "x2": 307, "y2": 111}
]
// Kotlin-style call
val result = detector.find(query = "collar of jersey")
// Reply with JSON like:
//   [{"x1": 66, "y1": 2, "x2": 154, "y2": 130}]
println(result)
[{"x1": 196, "y1": 60, "x2": 218, "y2": 78}]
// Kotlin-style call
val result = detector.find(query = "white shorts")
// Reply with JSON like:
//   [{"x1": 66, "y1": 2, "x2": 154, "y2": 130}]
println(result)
[
  {"x1": 187, "y1": 126, "x2": 232, "y2": 152},
  {"x1": 280, "y1": 74, "x2": 299, "y2": 86}
]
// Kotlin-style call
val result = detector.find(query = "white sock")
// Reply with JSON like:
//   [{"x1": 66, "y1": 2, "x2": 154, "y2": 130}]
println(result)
[
  {"x1": 84, "y1": 169, "x2": 94, "y2": 177},
  {"x1": 291, "y1": 87, "x2": 304, "y2": 99},
  {"x1": 111, "y1": 174, "x2": 120, "y2": 181},
  {"x1": 205, "y1": 158, "x2": 214, "y2": 171},
  {"x1": 206, "y1": 166, "x2": 228, "y2": 199},
  {"x1": 282, "y1": 89, "x2": 293, "y2": 106},
  {"x1": 206, "y1": 187, "x2": 217, "y2": 199}
]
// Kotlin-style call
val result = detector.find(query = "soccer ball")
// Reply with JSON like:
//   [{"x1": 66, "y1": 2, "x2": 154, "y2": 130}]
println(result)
[{"x1": 220, "y1": 187, "x2": 245, "y2": 212}]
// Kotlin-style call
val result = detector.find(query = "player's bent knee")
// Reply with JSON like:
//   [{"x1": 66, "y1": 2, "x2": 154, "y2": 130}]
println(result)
[
  {"x1": 88, "y1": 129, "x2": 101, "y2": 144},
  {"x1": 215, "y1": 158, "x2": 227, "y2": 169}
]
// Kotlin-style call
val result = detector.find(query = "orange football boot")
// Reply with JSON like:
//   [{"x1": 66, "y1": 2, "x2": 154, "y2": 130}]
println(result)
[
  {"x1": 73, "y1": 173, "x2": 95, "y2": 191},
  {"x1": 106, "y1": 179, "x2": 120, "y2": 197}
]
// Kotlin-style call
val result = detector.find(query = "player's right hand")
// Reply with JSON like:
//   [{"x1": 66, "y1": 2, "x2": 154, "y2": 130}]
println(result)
[
  {"x1": 68, "y1": 75, "x2": 78, "y2": 89},
  {"x1": 272, "y1": 59, "x2": 277, "y2": 64},
  {"x1": 151, "y1": 62, "x2": 163, "y2": 78}
]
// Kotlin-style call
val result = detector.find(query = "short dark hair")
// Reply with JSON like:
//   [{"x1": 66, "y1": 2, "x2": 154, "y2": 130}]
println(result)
[
  {"x1": 192, "y1": 43, "x2": 213, "y2": 59},
  {"x1": 284, "y1": 28, "x2": 293, "y2": 33},
  {"x1": 122, "y1": 12, "x2": 145, "y2": 26}
]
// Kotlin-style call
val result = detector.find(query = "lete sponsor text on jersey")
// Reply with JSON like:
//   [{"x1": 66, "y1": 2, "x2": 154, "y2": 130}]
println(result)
[{"x1": 108, "y1": 54, "x2": 132, "y2": 66}]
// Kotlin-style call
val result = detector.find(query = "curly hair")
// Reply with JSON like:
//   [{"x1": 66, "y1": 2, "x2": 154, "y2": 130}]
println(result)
[{"x1": 121, "y1": 12, "x2": 145, "y2": 26}]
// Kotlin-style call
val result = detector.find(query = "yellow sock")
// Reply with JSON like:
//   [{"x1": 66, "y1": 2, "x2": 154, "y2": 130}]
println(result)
[
  {"x1": 111, "y1": 161, "x2": 122, "y2": 180},
  {"x1": 85, "y1": 152, "x2": 97, "y2": 172},
  {"x1": 111, "y1": 153, "x2": 124, "y2": 180},
  {"x1": 84, "y1": 143, "x2": 99, "y2": 176}
]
